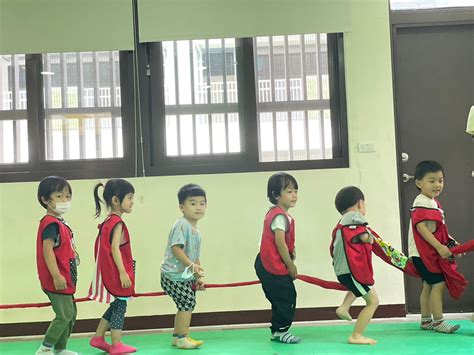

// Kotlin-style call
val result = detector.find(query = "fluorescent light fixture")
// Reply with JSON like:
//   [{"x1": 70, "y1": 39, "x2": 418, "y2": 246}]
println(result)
[
  {"x1": 40, "y1": 71, "x2": 55, "y2": 75},
  {"x1": 467, "y1": 106, "x2": 474, "y2": 136}
]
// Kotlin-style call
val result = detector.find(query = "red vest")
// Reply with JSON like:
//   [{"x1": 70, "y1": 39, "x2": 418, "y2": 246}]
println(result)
[
  {"x1": 94, "y1": 214, "x2": 135, "y2": 297},
  {"x1": 330, "y1": 223, "x2": 374, "y2": 285},
  {"x1": 411, "y1": 201, "x2": 467, "y2": 299},
  {"x1": 259, "y1": 206, "x2": 295, "y2": 275},
  {"x1": 36, "y1": 215, "x2": 77, "y2": 294}
]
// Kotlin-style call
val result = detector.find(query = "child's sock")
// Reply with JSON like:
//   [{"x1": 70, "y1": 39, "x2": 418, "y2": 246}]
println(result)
[
  {"x1": 90, "y1": 335, "x2": 111, "y2": 351},
  {"x1": 420, "y1": 316, "x2": 434, "y2": 330},
  {"x1": 433, "y1": 319, "x2": 460, "y2": 334},
  {"x1": 271, "y1": 331, "x2": 301, "y2": 344},
  {"x1": 35, "y1": 344, "x2": 54, "y2": 354},
  {"x1": 171, "y1": 333, "x2": 178, "y2": 346}
]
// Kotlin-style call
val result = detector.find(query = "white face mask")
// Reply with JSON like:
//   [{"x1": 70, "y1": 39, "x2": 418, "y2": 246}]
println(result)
[
  {"x1": 181, "y1": 263, "x2": 195, "y2": 280},
  {"x1": 51, "y1": 201, "x2": 71, "y2": 215}
]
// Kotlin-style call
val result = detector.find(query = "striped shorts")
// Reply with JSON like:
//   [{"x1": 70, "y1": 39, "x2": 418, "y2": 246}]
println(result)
[{"x1": 160, "y1": 273, "x2": 196, "y2": 311}]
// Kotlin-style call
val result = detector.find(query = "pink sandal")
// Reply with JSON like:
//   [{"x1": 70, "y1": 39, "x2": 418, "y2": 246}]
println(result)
[{"x1": 89, "y1": 336, "x2": 111, "y2": 352}]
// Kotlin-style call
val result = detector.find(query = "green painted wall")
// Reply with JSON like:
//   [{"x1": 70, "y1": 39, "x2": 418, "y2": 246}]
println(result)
[{"x1": 0, "y1": 0, "x2": 404, "y2": 324}]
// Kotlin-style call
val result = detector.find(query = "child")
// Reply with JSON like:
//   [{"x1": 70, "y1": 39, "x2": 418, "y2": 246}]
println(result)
[
  {"x1": 161, "y1": 184, "x2": 206, "y2": 350},
  {"x1": 254, "y1": 172, "x2": 300, "y2": 344},
  {"x1": 88, "y1": 179, "x2": 137, "y2": 354},
  {"x1": 35, "y1": 176, "x2": 79, "y2": 355},
  {"x1": 408, "y1": 160, "x2": 466, "y2": 333},
  {"x1": 330, "y1": 186, "x2": 379, "y2": 345}
]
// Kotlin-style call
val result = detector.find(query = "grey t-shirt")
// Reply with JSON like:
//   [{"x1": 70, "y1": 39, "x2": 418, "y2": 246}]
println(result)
[{"x1": 332, "y1": 211, "x2": 368, "y2": 276}]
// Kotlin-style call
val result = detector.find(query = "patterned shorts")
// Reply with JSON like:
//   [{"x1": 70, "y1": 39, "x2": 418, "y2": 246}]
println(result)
[{"x1": 160, "y1": 273, "x2": 196, "y2": 311}]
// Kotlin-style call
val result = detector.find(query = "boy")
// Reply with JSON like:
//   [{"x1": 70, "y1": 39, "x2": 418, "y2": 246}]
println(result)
[
  {"x1": 408, "y1": 160, "x2": 467, "y2": 333},
  {"x1": 160, "y1": 184, "x2": 206, "y2": 349},
  {"x1": 330, "y1": 186, "x2": 379, "y2": 345}
]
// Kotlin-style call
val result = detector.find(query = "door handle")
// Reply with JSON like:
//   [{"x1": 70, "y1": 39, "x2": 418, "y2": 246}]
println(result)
[{"x1": 403, "y1": 173, "x2": 414, "y2": 183}]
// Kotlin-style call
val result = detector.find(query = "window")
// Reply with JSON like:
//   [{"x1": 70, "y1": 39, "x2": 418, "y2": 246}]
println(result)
[
  {"x1": 42, "y1": 51, "x2": 123, "y2": 161},
  {"x1": 255, "y1": 34, "x2": 333, "y2": 162},
  {"x1": 391, "y1": 0, "x2": 473, "y2": 10},
  {"x1": 145, "y1": 33, "x2": 347, "y2": 175},
  {"x1": 161, "y1": 39, "x2": 240, "y2": 156},
  {"x1": 0, "y1": 54, "x2": 28, "y2": 164},
  {"x1": 0, "y1": 51, "x2": 135, "y2": 182}
]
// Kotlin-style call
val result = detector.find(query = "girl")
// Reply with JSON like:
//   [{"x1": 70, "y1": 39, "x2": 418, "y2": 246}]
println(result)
[
  {"x1": 88, "y1": 179, "x2": 137, "y2": 354},
  {"x1": 36, "y1": 176, "x2": 79, "y2": 355},
  {"x1": 161, "y1": 184, "x2": 206, "y2": 350},
  {"x1": 254, "y1": 172, "x2": 301, "y2": 344}
]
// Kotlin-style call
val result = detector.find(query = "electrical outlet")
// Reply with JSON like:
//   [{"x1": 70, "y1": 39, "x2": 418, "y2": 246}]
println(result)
[{"x1": 358, "y1": 142, "x2": 376, "y2": 153}]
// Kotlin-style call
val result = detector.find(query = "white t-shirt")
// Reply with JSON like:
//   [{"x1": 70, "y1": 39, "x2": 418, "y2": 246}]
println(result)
[{"x1": 408, "y1": 194, "x2": 439, "y2": 257}]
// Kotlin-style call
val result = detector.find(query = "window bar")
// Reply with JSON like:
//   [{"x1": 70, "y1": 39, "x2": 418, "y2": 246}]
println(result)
[
  {"x1": 208, "y1": 113, "x2": 214, "y2": 153},
  {"x1": 45, "y1": 117, "x2": 53, "y2": 160},
  {"x1": 173, "y1": 41, "x2": 180, "y2": 106},
  {"x1": 12, "y1": 55, "x2": 18, "y2": 110},
  {"x1": 205, "y1": 39, "x2": 211, "y2": 104},
  {"x1": 300, "y1": 35, "x2": 310, "y2": 160},
  {"x1": 94, "y1": 115, "x2": 102, "y2": 158},
  {"x1": 93, "y1": 52, "x2": 100, "y2": 107},
  {"x1": 283, "y1": 36, "x2": 293, "y2": 161},
  {"x1": 79, "y1": 117, "x2": 86, "y2": 159},
  {"x1": 221, "y1": 39, "x2": 228, "y2": 105},
  {"x1": 76, "y1": 53, "x2": 84, "y2": 108},
  {"x1": 109, "y1": 51, "x2": 116, "y2": 107},
  {"x1": 112, "y1": 116, "x2": 119, "y2": 158},
  {"x1": 12, "y1": 120, "x2": 19, "y2": 162},
  {"x1": 272, "y1": 111, "x2": 278, "y2": 161},
  {"x1": 60, "y1": 54, "x2": 70, "y2": 159},
  {"x1": 0, "y1": 122, "x2": 3, "y2": 163},
  {"x1": 224, "y1": 113, "x2": 229, "y2": 153},
  {"x1": 44, "y1": 55, "x2": 52, "y2": 109},
  {"x1": 189, "y1": 42, "x2": 195, "y2": 106},
  {"x1": 316, "y1": 36, "x2": 326, "y2": 158},
  {"x1": 177, "y1": 115, "x2": 182, "y2": 156},
  {"x1": 268, "y1": 37, "x2": 275, "y2": 103}
]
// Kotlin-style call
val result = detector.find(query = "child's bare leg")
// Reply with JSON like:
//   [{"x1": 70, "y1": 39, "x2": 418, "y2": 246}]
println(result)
[
  {"x1": 429, "y1": 281, "x2": 460, "y2": 333},
  {"x1": 420, "y1": 282, "x2": 434, "y2": 329},
  {"x1": 175, "y1": 311, "x2": 192, "y2": 336},
  {"x1": 349, "y1": 289, "x2": 379, "y2": 345},
  {"x1": 336, "y1": 291, "x2": 356, "y2": 321},
  {"x1": 110, "y1": 330, "x2": 122, "y2": 345},
  {"x1": 94, "y1": 318, "x2": 110, "y2": 337}
]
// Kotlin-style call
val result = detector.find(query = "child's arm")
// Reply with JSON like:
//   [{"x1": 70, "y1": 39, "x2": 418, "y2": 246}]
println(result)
[
  {"x1": 111, "y1": 223, "x2": 132, "y2": 288},
  {"x1": 416, "y1": 222, "x2": 452, "y2": 258},
  {"x1": 275, "y1": 229, "x2": 297, "y2": 279},
  {"x1": 358, "y1": 233, "x2": 373, "y2": 244},
  {"x1": 43, "y1": 239, "x2": 67, "y2": 291},
  {"x1": 171, "y1": 246, "x2": 204, "y2": 277}
]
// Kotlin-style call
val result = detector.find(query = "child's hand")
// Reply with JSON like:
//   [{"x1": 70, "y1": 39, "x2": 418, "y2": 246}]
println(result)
[
  {"x1": 53, "y1": 274, "x2": 67, "y2": 291},
  {"x1": 193, "y1": 264, "x2": 205, "y2": 278},
  {"x1": 288, "y1": 263, "x2": 298, "y2": 279},
  {"x1": 291, "y1": 249, "x2": 296, "y2": 261},
  {"x1": 196, "y1": 277, "x2": 206, "y2": 291},
  {"x1": 120, "y1": 271, "x2": 132, "y2": 288},
  {"x1": 436, "y1": 245, "x2": 452, "y2": 259}
]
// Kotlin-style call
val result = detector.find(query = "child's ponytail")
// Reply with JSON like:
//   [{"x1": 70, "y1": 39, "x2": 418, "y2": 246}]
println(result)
[{"x1": 93, "y1": 183, "x2": 104, "y2": 218}]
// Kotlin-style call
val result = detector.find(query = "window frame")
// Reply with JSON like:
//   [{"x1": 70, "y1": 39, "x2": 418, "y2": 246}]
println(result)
[
  {"x1": 142, "y1": 33, "x2": 348, "y2": 176},
  {"x1": 0, "y1": 52, "x2": 137, "y2": 183}
]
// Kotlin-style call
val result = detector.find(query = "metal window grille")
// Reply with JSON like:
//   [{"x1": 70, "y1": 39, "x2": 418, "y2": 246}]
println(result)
[
  {"x1": 0, "y1": 54, "x2": 28, "y2": 164},
  {"x1": 42, "y1": 51, "x2": 123, "y2": 161},
  {"x1": 162, "y1": 38, "x2": 240, "y2": 156},
  {"x1": 254, "y1": 34, "x2": 332, "y2": 162}
]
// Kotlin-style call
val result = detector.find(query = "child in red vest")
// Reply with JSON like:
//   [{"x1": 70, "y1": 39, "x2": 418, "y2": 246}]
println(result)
[
  {"x1": 408, "y1": 161, "x2": 466, "y2": 333},
  {"x1": 254, "y1": 172, "x2": 300, "y2": 344},
  {"x1": 36, "y1": 176, "x2": 79, "y2": 355},
  {"x1": 330, "y1": 186, "x2": 379, "y2": 345},
  {"x1": 88, "y1": 179, "x2": 137, "y2": 354}
]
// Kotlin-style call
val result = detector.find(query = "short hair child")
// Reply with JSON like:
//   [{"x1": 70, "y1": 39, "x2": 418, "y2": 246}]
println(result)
[
  {"x1": 35, "y1": 176, "x2": 79, "y2": 355},
  {"x1": 331, "y1": 186, "x2": 380, "y2": 345},
  {"x1": 255, "y1": 172, "x2": 301, "y2": 344},
  {"x1": 408, "y1": 160, "x2": 466, "y2": 333},
  {"x1": 88, "y1": 179, "x2": 138, "y2": 354},
  {"x1": 161, "y1": 184, "x2": 207, "y2": 349}
]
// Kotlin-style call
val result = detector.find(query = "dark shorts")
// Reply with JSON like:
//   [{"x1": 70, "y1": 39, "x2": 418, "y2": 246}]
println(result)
[
  {"x1": 412, "y1": 257, "x2": 445, "y2": 285},
  {"x1": 337, "y1": 273, "x2": 371, "y2": 297}
]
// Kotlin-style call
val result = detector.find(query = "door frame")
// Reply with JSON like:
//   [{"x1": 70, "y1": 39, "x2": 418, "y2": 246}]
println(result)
[{"x1": 389, "y1": 6, "x2": 474, "y2": 312}]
